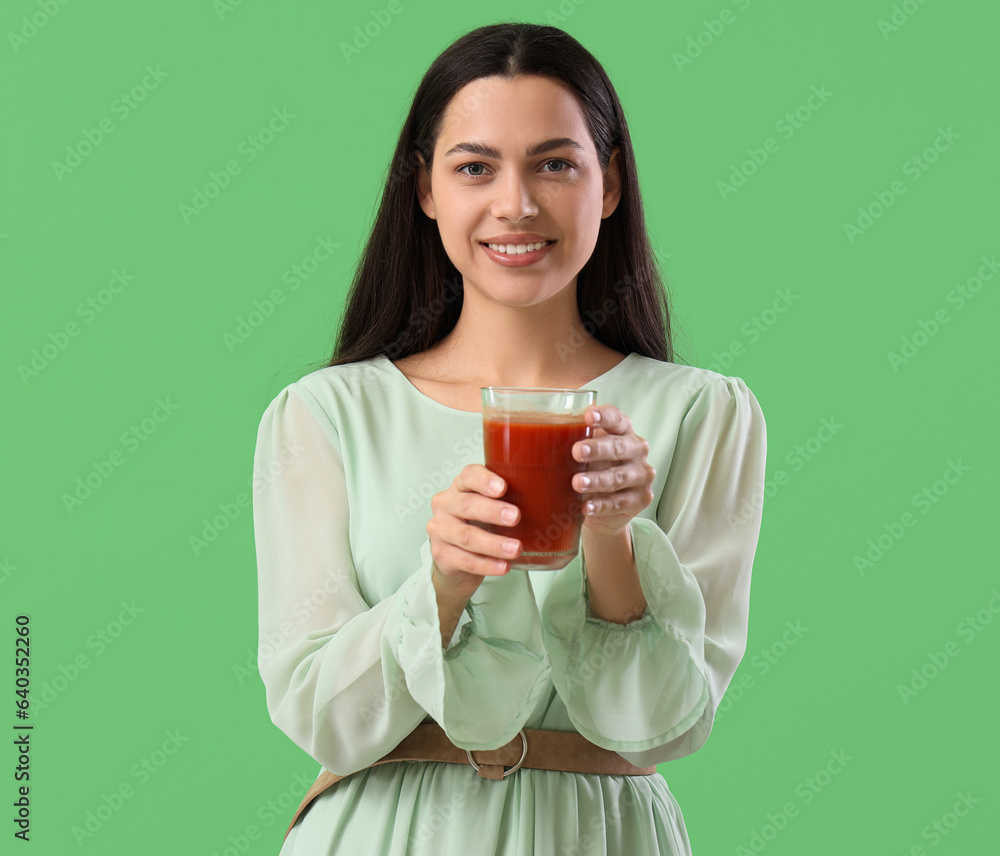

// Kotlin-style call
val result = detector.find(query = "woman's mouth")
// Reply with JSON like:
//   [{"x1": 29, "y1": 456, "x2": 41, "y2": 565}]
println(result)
[{"x1": 480, "y1": 240, "x2": 556, "y2": 267}]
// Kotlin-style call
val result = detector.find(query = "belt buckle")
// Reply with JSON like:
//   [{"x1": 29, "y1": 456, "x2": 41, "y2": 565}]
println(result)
[{"x1": 466, "y1": 729, "x2": 528, "y2": 778}]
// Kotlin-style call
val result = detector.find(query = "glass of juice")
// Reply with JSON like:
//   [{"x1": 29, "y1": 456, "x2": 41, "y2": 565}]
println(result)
[{"x1": 480, "y1": 387, "x2": 597, "y2": 571}]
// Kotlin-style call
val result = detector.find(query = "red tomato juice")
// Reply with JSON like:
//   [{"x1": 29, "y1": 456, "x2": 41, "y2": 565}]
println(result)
[{"x1": 483, "y1": 416, "x2": 593, "y2": 570}]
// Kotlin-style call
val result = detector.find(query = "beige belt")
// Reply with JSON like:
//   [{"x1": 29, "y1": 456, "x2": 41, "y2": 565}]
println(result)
[{"x1": 285, "y1": 722, "x2": 658, "y2": 840}]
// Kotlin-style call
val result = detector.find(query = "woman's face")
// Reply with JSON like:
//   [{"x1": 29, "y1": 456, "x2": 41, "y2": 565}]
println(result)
[{"x1": 416, "y1": 74, "x2": 621, "y2": 308}]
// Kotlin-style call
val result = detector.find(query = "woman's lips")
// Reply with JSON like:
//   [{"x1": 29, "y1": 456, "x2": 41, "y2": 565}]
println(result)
[{"x1": 480, "y1": 241, "x2": 555, "y2": 267}]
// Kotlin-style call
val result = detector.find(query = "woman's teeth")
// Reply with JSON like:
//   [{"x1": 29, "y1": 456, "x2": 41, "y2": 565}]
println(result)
[{"x1": 484, "y1": 241, "x2": 552, "y2": 254}]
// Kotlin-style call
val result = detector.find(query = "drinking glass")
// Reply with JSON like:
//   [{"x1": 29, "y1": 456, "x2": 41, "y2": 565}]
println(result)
[{"x1": 481, "y1": 387, "x2": 596, "y2": 571}]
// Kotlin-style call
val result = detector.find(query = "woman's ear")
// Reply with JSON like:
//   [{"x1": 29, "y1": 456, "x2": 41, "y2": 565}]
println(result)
[
  {"x1": 602, "y1": 146, "x2": 622, "y2": 219},
  {"x1": 415, "y1": 151, "x2": 436, "y2": 220}
]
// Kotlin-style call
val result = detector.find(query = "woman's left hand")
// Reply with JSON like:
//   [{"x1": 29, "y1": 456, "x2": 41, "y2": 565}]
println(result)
[{"x1": 572, "y1": 405, "x2": 656, "y2": 538}]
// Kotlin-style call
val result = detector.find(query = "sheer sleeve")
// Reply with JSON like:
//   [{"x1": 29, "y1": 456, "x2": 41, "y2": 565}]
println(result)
[
  {"x1": 538, "y1": 376, "x2": 767, "y2": 766},
  {"x1": 254, "y1": 384, "x2": 553, "y2": 776}
]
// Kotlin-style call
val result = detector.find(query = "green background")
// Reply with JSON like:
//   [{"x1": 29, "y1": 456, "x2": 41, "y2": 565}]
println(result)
[{"x1": 2, "y1": 0, "x2": 997, "y2": 852}]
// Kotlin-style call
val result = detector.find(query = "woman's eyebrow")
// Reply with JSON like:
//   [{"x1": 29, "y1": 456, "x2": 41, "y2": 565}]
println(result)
[{"x1": 443, "y1": 138, "x2": 585, "y2": 159}]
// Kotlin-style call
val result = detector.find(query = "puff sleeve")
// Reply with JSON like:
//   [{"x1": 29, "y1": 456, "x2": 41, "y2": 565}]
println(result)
[
  {"x1": 254, "y1": 384, "x2": 553, "y2": 777},
  {"x1": 538, "y1": 376, "x2": 767, "y2": 766}
]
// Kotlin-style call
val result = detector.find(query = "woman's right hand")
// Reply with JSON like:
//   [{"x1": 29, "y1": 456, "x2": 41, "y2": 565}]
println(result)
[{"x1": 428, "y1": 464, "x2": 523, "y2": 603}]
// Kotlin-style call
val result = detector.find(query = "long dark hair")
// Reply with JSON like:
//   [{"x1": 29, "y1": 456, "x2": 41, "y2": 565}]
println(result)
[{"x1": 320, "y1": 22, "x2": 688, "y2": 371}]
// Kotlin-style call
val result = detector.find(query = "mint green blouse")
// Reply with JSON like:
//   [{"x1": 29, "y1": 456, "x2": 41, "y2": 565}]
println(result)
[{"x1": 252, "y1": 352, "x2": 767, "y2": 855}]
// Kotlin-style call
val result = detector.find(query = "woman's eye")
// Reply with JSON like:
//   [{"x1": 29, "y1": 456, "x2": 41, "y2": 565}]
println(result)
[
  {"x1": 456, "y1": 159, "x2": 572, "y2": 179},
  {"x1": 457, "y1": 163, "x2": 488, "y2": 177}
]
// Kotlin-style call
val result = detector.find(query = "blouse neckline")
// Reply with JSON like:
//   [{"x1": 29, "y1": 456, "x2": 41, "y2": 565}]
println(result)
[{"x1": 377, "y1": 352, "x2": 636, "y2": 416}]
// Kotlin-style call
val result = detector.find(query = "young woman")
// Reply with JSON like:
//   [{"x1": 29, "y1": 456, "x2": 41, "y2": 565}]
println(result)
[{"x1": 253, "y1": 22, "x2": 767, "y2": 855}]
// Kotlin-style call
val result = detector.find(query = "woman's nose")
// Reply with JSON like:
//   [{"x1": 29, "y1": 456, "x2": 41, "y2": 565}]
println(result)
[{"x1": 490, "y1": 171, "x2": 540, "y2": 221}]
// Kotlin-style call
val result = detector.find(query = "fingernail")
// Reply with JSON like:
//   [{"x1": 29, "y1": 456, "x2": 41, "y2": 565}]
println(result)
[
  {"x1": 591, "y1": 411, "x2": 601, "y2": 423},
  {"x1": 490, "y1": 478, "x2": 503, "y2": 493},
  {"x1": 579, "y1": 445, "x2": 590, "y2": 459},
  {"x1": 503, "y1": 539, "x2": 519, "y2": 555},
  {"x1": 584, "y1": 502, "x2": 596, "y2": 514},
  {"x1": 501, "y1": 508, "x2": 516, "y2": 524},
  {"x1": 578, "y1": 476, "x2": 591, "y2": 489}
]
